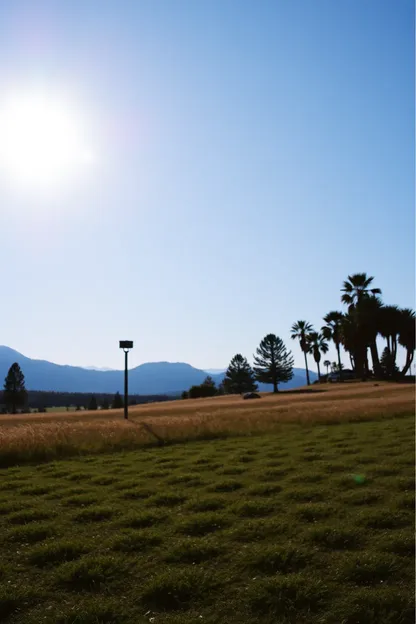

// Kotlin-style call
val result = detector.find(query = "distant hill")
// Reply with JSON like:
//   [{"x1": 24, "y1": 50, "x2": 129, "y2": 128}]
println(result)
[{"x1": 0, "y1": 346, "x2": 317, "y2": 394}]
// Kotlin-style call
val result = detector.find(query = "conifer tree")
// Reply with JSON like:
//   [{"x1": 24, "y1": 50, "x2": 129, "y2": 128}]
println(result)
[
  {"x1": 4, "y1": 363, "x2": 27, "y2": 413},
  {"x1": 253, "y1": 334, "x2": 294, "y2": 393},
  {"x1": 223, "y1": 354, "x2": 257, "y2": 394}
]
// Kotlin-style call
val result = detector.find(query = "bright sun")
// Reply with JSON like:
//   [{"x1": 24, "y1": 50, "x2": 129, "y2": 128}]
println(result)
[{"x1": 0, "y1": 90, "x2": 93, "y2": 190}]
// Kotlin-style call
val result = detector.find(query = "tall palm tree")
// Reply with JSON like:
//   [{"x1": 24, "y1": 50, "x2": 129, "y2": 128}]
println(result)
[
  {"x1": 357, "y1": 295, "x2": 383, "y2": 378},
  {"x1": 378, "y1": 305, "x2": 401, "y2": 362},
  {"x1": 398, "y1": 308, "x2": 415, "y2": 376},
  {"x1": 341, "y1": 274, "x2": 382, "y2": 379},
  {"x1": 291, "y1": 320, "x2": 314, "y2": 385},
  {"x1": 307, "y1": 331, "x2": 329, "y2": 382},
  {"x1": 322, "y1": 311, "x2": 344, "y2": 381},
  {"x1": 340, "y1": 311, "x2": 362, "y2": 376},
  {"x1": 341, "y1": 273, "x2": 382, "y2": 309},
  {"x1": 323, "y1": 360, "x2": 331, "y2": 377}
]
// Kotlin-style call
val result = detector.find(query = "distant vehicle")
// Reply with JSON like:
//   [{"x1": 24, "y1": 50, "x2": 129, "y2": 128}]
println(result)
[
  {"x1": 243, "y1": 392, "x2": 261, "y2": 399},
  {"x1": 328, "y1": 370, "x2": 356, "y2": 382}
]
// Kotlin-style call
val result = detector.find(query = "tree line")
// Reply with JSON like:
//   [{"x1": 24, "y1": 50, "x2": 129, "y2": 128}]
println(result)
[
  {"x1": 184, "y1": 272, "x2": 415, "y2": 397},
  {"x1": 292, "y1": 272, "x2": 414, "y2": 383},
  {"x1": 2, "y1": 273, "x2": 414, "y2": 411},
  {"x1": 184, "y1": 334, "x2": 295, "y2": 397},
  {"x1": 0, "y1": 374, "x2": 170, "y2": 414}
]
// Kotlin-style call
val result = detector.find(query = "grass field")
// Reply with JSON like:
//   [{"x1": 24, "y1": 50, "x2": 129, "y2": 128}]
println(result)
[
  {"x1": 0, "y1": 383, "x2": 413, "y2": 467},
  {"x1": 0, "y1": 383, "x2": 414, "y2": 623}
]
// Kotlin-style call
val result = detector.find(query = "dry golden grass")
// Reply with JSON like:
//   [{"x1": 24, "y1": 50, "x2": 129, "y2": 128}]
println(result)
[{"x1": 0, "y1": 382, "x2": 413, "y2": 467}]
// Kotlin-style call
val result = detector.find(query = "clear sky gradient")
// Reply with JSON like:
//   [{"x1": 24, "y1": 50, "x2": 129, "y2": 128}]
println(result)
[{"x1": 0, "y1": 0, "x2": 414, "y2": 371}]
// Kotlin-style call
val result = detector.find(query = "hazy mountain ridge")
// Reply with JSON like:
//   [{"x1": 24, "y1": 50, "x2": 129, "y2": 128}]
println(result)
[{"x1": 0, "y1": 346, "x2": 317, "y2": 394}]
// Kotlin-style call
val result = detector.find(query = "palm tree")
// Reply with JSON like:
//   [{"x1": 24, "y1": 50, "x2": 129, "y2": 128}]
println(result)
[
  {"x1": 398, "y1": 308, "x2": 415, "y2": 377},
  {"x1": 291, "y1": 320, "x2": 314, "y2": 385},
  {"x1": 357, "y1": 295, "x2": 384, "y2": 378},
  {"x1": 307, "y1": 331, "x2": 329, "y2": 382},
  {"x1": 341, "y1": 273, "x2": 382, "y2": 309},
  {"x1": 340, "y1": 311, "x2": 362, "y2": 376},
  {"x1": 323, "y1": 360, "x2": 331, "y2": 377},
  {"x1": 378, "y1": 305, "x2": 401, "y2": 363},
  {"x1": 322, "y1": 311, "x2": 344, "y2": 381},
  {"x1": 341, "y1": 274, "x2": 382, "y2": 379}
]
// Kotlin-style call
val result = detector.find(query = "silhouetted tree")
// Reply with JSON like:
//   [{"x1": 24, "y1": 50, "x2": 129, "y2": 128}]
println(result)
[
  {"x1": 203, "y1": 375, "x2": 216, "y2": 389},
  {"x1": 181, "y1": 390, "x2": 189, "y2": 399},
  {"x1": 398, "y1": 308, "x2": 415, "y2": 376},
  {"x1": 223, "y1": 354, "x2": 257, "y2": 394},
  {"x1": 341, "y1": 273, "x2": 382, "y2": 309},
  {"x1": 291, "y1": 321, "x2": 314, "y2": 385},
  {"x1": 102, "y1": 398, "x2": 110, "y2": 410},
  {"x1": 380, "y1": 347, "x2": 399, "y2": 380},
  {"x1": 188, "y1": 376, "x2": 217, "y2": 399},
  {"x1": 253, "y1": 334, "x2": 294, "y2": 393},
  {"x1": 4, "y1": 363, "x2": 27, "y2": 413},
  {"x1": 112, "y1": 392, "x2": 124, "y2": 409},
  {"x1": 323, "y1": 360, "x2": 331, "y2": 376},
  {"x1": 379, "y1": 305, "x2": 401, "y2": 364},
  {"x1": 88, "y1": 395, "x2": 97, "y2": 411},
  {"x1": 340, "y1": 273, "x2": 382, "y2": 379},
  {"x1": 307, "y1": 331, "x2": 329, "y2": 382},
  {"x1": 322, "y1": 311, "x2": 344, "y2": 381},
  {"x1": 216, "y1": 381, "x2": 226, "y2": 396}
]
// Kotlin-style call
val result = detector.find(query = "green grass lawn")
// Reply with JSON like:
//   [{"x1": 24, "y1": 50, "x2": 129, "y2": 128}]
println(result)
[{"x1": 0, "y1": 414, "x2": 414, "y2": 624}]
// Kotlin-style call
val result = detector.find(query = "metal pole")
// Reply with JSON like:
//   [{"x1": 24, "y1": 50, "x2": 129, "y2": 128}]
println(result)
[{"x1": 124, "y1": 350, "x2": 128, "y2": 420}]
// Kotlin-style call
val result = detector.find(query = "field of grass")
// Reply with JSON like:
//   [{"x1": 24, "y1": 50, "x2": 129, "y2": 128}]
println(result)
[
  {"x1": 0, "y1": 383, "x2": 413, "y2": 467},
  {"x1": 0, "y1": 396, "x2": 414, "y2": 623}
]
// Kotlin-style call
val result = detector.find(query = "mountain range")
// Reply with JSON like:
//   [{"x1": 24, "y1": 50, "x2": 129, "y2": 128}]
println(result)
[{"x1": 0, "y1": 346, "x2": 317, "y2": 395}]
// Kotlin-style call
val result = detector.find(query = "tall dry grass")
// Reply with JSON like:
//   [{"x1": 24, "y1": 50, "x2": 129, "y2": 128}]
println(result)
[{"x1": 0, "y1": 383, "x2": 413, "y2": 467}]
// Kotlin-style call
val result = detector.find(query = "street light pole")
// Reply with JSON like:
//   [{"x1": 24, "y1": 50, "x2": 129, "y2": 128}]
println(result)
[
  {"x1": 124, "y1": 349, "x2": 128, "y2": 420},
  {"x1": 119, "y1": 341, "x2": 133, "y2": 420}
]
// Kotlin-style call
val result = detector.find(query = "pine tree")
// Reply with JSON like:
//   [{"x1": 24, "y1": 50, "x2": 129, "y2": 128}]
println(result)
[
  {"x1": 216, "y1": 381, "x2": 226, "y2": 396},
  {"x1": 102, "y1": 398, "x2": 110, "y2": 410},
  {"x1": 253, "y1": 334, "x2": 294, "y2": 393},
  {"x1": 3, "y1": 362, "x2": 27, "y2": 413},
  {"x1": 188, "y1": 376, "x2": 217, "y2": 399},
  {"x1": 223, "y1": 354, "x2": 257, "y2": 394},
  {"x1": 112, "y1": 392, "x2": 124, "y2": 409},
  {"x1": 380, "y1": 347, "x2": 399, "y2": 379},
  {"x1": 88, "y1": 395, "x2": 97, "y2": 411}
]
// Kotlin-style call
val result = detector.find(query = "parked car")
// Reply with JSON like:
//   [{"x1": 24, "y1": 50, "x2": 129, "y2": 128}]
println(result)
[{"x1": 328, "y1": 370, "x2": 356, "y2": 382}]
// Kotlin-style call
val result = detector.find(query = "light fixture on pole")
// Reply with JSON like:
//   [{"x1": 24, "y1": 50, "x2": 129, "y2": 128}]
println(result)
[{"x1": 119, "y1": 340, "x2": 133, "y2": 419}]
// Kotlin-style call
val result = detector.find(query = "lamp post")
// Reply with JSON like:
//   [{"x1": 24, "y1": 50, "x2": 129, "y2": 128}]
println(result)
[{"x1": 119, "y1": 341, "x2": 133, "y2": 419}]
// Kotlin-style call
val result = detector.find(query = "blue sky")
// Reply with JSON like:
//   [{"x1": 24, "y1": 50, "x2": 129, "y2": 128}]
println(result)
[{"x1": 0, "y1": 0, "x2": 414, "y2": 371}]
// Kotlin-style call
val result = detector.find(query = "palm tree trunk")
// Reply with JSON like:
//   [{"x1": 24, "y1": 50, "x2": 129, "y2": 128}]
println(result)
[
  {"x1": 392, "y1": 336, "x2": 397, "y2": 364},
  {"x1": 369, "y1": 339, "x2": 381, "y2": 378},
  {"x1": 336, "y1": 342, "x2": 343, "y2": 382},
  {"x1": 364, "y1": 349, "x2": 370, "y2": 379},
  {"x1": 355, "y1": 348, "x2": 365, "y2": 380},
  {"x1": 317, "y1": 360, "x2": 321, "y2": 382},
  {"x1": 303, "y1": 350, "x2": 310, "y2": 386},
  {"x1": 401, "y1": 349, "x2": 414, "y2": 377}
]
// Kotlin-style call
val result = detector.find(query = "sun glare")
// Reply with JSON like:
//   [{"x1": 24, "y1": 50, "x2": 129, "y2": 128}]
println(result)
[{"x1": 0, "y1": 89, "x2": 93, "y2": 190}]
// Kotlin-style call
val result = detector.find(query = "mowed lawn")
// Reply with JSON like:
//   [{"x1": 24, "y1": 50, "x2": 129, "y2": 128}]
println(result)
[{"x1": 0, "y1": 412, "x2": 414, "y2": 624}]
